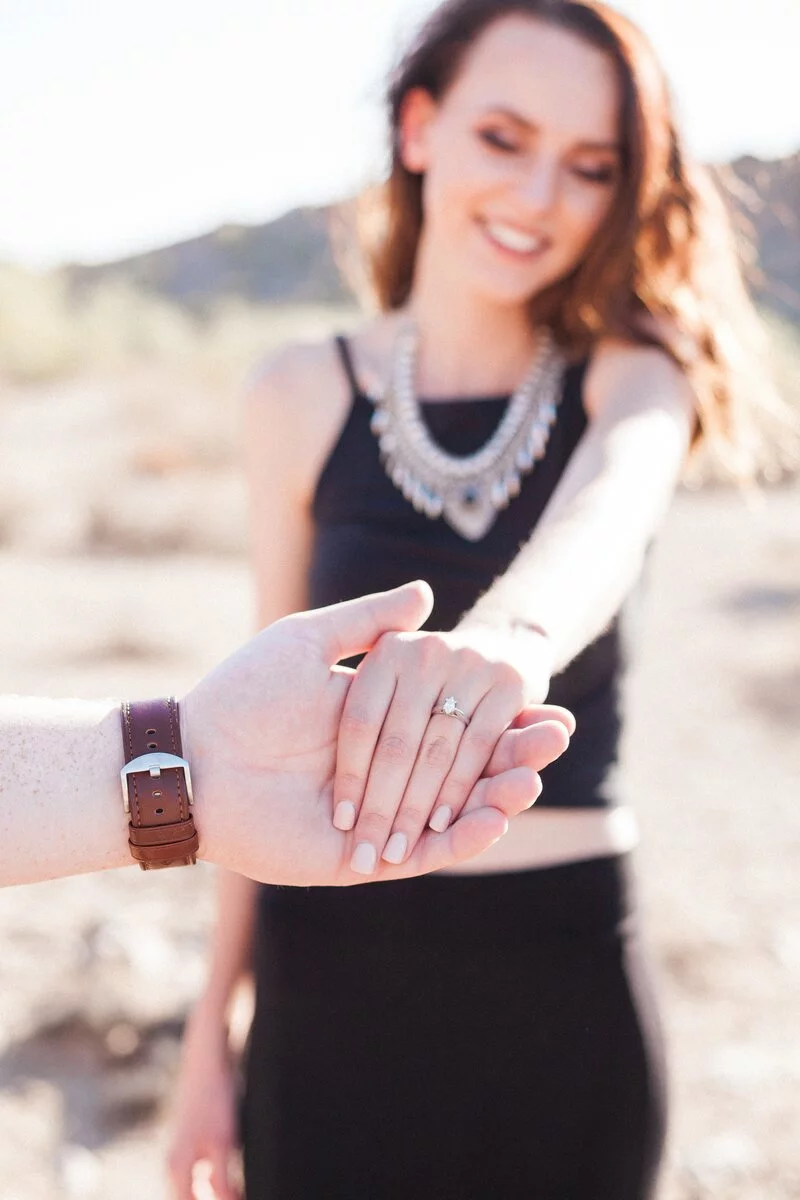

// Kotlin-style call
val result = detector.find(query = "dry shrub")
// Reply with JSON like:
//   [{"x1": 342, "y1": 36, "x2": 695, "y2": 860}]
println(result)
[
  {"x1": 193, "y1": 299, "x2": 359, "y2": 389},
  {"x1": 85, "y1": 471, "x2": 247, "y2": 557},
  {"x1": 0, "y1": 300, "x2": 362, "y2": 555},
  {"x1": 762, "y1": 311, "x2": 800, "y2": 413},
  {"x1": 0, "y1": 263, "x2": 358, "y2": 388},
  {"x1": 73, "y1": 282, "x2": 199, "y2": 372},
  {"x1": 0, "y1": 266, "x2": 80, "y2": 380},
  {"x1": 664, "y1": 308, "x2": 800, "y2": 488}
]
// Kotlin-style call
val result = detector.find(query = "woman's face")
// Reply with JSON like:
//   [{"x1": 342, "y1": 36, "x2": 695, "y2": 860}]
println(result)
[{"x1": 400, "y1": 15, "x2": 623, "y2": 307}]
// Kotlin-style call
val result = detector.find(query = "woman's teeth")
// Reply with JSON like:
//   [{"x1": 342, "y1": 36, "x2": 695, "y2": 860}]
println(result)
[{"x1": 484, "y1": 221, "x2": 547, "y2": 255}]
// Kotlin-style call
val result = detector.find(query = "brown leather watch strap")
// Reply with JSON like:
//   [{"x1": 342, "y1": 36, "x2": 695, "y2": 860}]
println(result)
[{"x1": 120, "y1": 697, "x2": 199, "y2": 870}]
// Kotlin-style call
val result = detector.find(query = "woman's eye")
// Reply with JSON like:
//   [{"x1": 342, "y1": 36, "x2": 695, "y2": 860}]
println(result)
[
  {"x1": 478, "y1": 128, "x2": 519, "y2": 153},
  {"x1": 572, "y1": 165, "x2": 617, "y2": 185}
]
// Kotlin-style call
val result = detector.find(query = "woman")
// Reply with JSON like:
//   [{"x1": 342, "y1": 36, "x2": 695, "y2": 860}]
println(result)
[{"x1": 168, "y1": 2, "x2": 771, "y2": 1196}]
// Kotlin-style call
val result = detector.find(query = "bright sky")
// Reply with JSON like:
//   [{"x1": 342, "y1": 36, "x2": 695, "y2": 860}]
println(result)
[{"x1": 1, "y1": 0, "x2": 797, "y2": 268}]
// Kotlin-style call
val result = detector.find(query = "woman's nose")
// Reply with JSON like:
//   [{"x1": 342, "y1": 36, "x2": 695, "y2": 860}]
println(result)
[{"x1": 515, "y1": 160, "x2": 559, "y2": 213}]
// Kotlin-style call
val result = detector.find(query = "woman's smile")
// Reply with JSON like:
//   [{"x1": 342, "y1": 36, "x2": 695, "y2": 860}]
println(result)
[{"x1": 476, "y1": 216, "x2": 553, "y2": 261}]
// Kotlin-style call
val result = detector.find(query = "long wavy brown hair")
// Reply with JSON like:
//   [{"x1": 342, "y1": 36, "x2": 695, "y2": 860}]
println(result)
[{"x1": 350, "y1": 0, "x2": 793, "y2": 478}]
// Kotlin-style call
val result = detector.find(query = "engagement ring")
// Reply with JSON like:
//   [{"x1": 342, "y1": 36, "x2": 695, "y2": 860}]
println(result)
[{"x1": 431, "y1": 696, "x2": 470, "y2": 726}]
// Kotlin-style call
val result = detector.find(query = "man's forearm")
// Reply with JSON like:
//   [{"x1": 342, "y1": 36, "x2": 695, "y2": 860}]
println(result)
[{"x1": 0, "y1": 696, "x2": 132, "y2": 886}]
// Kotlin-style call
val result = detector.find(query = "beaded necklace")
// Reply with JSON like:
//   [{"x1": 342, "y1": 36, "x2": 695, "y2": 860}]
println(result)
[{"x1": 369, "y1": 326, "x2": 566, "y2": 541}]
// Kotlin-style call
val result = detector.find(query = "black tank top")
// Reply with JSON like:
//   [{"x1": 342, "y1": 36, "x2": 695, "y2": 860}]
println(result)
[{"x1": 307, "y1": 336, "x2": 627, "y2": 809}]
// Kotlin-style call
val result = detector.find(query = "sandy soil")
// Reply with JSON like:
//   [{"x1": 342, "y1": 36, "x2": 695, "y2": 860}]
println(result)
[{"x1": 0, "y1": 482, "x2": 798, "y2": 1200}]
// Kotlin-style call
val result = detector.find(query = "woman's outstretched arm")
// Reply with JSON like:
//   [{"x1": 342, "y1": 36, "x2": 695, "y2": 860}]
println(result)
[{"x1": 457, "y1": 340, "x2": 695, "y2": 679}]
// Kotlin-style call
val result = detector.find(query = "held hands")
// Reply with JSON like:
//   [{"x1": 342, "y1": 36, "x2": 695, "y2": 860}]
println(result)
[
  {"x1": 332, "y1": 617, "x2": 557, "y2": 875},
  {"x1": 182, "y1": 582, "x2": 573, "y2": 886}
]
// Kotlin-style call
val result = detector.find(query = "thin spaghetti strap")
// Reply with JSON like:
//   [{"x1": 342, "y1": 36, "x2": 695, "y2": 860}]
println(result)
[{"x1": 333, "y1": 335, "x2": 362, "y2": 398}]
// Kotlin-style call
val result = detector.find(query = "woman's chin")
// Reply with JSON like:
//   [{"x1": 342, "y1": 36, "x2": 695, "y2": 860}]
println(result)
[
  {"x1": 465, "y1": 271, "x2": 549, "y2": 310},
  {"x1": 453, "y1": 249, "x2": 555, "y2": 308}
]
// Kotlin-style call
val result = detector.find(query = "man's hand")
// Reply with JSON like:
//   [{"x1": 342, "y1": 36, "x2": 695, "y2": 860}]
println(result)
[{"x1": 182, "y1": 582, "x2": 574, "y2": 885}]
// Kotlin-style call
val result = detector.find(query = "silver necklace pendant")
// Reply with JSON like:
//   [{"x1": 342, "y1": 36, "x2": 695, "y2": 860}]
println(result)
[{"x1": 369, "y1": 327, "x2": 566, "y2": 541}]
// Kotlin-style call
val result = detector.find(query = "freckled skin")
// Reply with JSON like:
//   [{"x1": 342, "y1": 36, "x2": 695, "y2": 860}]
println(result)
[{"x1": 0, "y1": 699, "x2": 127, "y2": 880}]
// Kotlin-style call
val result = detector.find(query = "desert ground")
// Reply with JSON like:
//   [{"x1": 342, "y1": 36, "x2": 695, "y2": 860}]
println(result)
[{"x1": 0, "y1": 369, "x2": 798, "y2": 1200}]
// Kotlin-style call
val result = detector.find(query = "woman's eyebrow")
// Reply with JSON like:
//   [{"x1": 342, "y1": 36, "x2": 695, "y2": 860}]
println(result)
[
  {"x1": 479, "y1": 104, "x2": 537, "y2": 128},
  {"x1": 480, "y1": 106, "x2": 620, "y2": 153}
]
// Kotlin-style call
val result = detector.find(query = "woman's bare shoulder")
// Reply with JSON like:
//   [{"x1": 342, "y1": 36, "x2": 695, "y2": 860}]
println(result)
[
  {"x1": 246, "y1": 337, "x2": 344, "y2": 421},
  {"x1": 244, "y1": 312, "x2": 403, "y2": 442},
  {"x1": 242, "y1": 335, "x2": 358, "y2": 493},
  {"x1": 246, "y1": 313, "x2": 399, "y2": 414},
  {"x1": 583, "y1": 336, "x2": 695, "y2": 425}
]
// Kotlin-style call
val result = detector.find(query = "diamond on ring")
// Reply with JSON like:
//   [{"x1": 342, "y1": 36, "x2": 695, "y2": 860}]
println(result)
[{"x1": 431, "y1": 696, "x2": 470, "y2": 725}]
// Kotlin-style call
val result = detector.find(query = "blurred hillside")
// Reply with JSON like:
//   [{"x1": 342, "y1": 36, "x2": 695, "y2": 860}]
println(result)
[
  {"x1": 65, "y1": 206, "x2": 354, "y2": 311},
  {"x1": 713, "y1": 152, "x2": 800, "y2": 323},
  {"x1": 60, "y1": 152, "x2": 800, "y2": 321}
]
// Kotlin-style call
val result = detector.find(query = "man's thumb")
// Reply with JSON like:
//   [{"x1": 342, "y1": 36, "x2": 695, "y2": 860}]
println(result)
[{"x1": 311, "y1": 581, "x2": 434, "y2": 665}]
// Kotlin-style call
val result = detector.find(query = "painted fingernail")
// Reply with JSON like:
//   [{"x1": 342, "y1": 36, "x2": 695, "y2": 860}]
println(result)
[
  {"x1": 382, "y1": 832, "x2": 408, "y2": 864},
  {"x1": 333, "y1": 801, "x2": 356, "y2": 831},
  {"x1": 429, "y1": 805, "x2": 452, "y2": 833},
  {"x1": 351, "y1": 842, "x2": 377, "y2": 876}
]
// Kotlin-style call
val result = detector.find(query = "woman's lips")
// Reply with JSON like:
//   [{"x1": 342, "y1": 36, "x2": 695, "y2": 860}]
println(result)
[{"x1": 479, "y1": 218, "x2": 552, "y2": 259}]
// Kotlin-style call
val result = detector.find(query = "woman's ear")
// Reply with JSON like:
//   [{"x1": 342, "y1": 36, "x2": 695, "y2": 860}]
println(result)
[{"x1": 397, "y1": 87, "x2": 438, "y2": 174}]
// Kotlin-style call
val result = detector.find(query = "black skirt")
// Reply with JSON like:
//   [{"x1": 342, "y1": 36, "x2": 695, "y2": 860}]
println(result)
[{"x1": 241, "y1": 855, "x2": 667, "y2": 1200}]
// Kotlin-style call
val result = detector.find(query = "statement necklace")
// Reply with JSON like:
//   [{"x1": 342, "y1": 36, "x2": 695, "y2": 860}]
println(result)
[{"x1": 369, "y1": 326, "x2": 566, "y2": 541}]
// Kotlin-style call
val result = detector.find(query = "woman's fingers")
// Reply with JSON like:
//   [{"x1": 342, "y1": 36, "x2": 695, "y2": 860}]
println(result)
[
  {"x1": 450, "y1": 717, "x2": 570, "y2": 822},
  {"x1": 398, "y1": 804, "x2": 509, "y2": 876},
  {"x1": 380, "y1": 684, "x2": 510, "y2": 864},
  {"x1": 166, "y1": 1058, "x2": 239, "y2": 1200},
  {"x1": 375, "y1": 673, "x2": 525, "y2": 867},
  {"x1": 512, "y1": 703, "x2": 576, "y2": 737},
  {"x1": 332, "y1": 633, "x2": 567, "y2": 875},
  {"x1": 167, "y1": 1153, "x2": 238, "y2": 1200},
  {"x1": 418, "y1": 687, "x2": 530, "y2": 836},
  {"x1": 208, "y1": 1147, "x2": 240, "y2": 1200},
  {"x1": 460, "y1": 767, "x2": 542, "y2": 820},
  {"x1": 484, "y1": 715, "x2": 572, "y2": 777},
  {"x1": 366, "y1": 766, "x2": 541, "y2": 881},
  {"x1": 331, "y1": 658, "x2": 399, "y2": 835},
  {"x1": 375, "y1": 703, "x2": 475, "y2": 866},
  {"x1": 347, "y1": 675, "x2": 443, "y2": 873}
]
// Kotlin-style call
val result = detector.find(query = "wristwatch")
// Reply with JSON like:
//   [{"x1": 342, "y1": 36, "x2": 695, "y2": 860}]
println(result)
[{"x1": 120, "y1": 697, "x2": 199, "y2": 869}]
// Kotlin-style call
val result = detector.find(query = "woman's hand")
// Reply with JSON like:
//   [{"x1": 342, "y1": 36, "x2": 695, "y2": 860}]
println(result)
[
  {"x1": 166, "y1": 1005, "x2": 241, "y2": 1200},
  {"x1": 332, "y1": 626, "x2": 556, "y2": 875}
]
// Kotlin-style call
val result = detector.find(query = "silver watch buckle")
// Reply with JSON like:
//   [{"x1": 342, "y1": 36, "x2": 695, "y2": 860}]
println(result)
[{"x1": 120, "y1": 752, "x2": 194, "y2": 814}]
